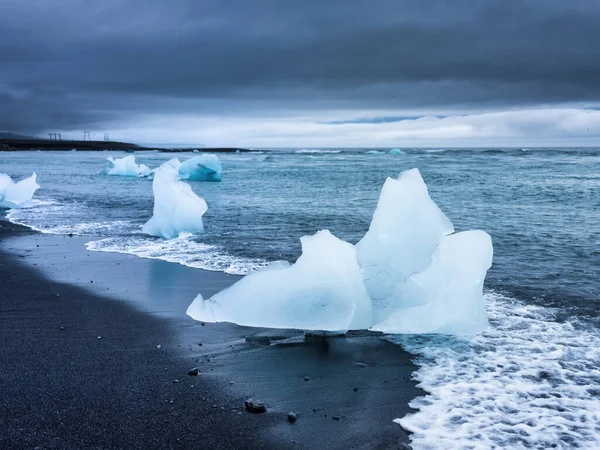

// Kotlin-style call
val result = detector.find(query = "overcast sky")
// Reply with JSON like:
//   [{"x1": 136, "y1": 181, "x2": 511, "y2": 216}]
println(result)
[{"x1": 1, "y1": 0, "x2": 600, "y2": 147}]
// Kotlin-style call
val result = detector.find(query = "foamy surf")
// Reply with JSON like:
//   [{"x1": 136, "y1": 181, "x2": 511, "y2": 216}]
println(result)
[
  {"x1": 389, "y1": 291, "x2": 600, "y2": 449},
  {"x1": 295, "y1": 149, "x2": 343, "y2": 154},
  {"x1": 7, "y1": 202, "x2": 135, "y2": 236},
  {"x1": 85, "y1": 234, "x2": 270, "y2": 275}
]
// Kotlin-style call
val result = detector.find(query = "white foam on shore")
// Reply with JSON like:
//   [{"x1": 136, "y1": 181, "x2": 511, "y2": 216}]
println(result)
[
  {"x1": 389, "y1": 291, "x2": 600, "y2": 449},
  {"x1": 7, "y1": 199, "x2": 269, "y2": 275},
  {"x1": 85, "y1": 234, "x2": 270, "y2": 275},
  {"x1": 7, "y1": 202, "x2": 134, "y2": 236}
]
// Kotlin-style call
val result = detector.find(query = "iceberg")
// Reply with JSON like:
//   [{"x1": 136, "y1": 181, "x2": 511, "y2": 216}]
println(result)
[
  {"x1": 356, "y1": 168, "x2": 454, "y2": 323},
  {"x1": 187, "y1": 168, "x2": 492, "y2": 336},
  {"x1": 187, "y1": 230, "x2": 373, "y2": 332},
  {"x1": 0, "y1": 173, "x2": 40, "y2": 208},
  {"x1": 371, "y1": 230, "x2": 492, "y2": 334},
  {"x1": 388, "y1": 148, "x2": 405, "y2": 155},
  {"x1": 178, "y1": 154, "x2": 222, "y2": 181},
  {"x1": 142, "y1": 159, "x2": 207, "y2": 239},
  {"x1": 105, "y1": 155, "x2": 151, "y2": 177}
]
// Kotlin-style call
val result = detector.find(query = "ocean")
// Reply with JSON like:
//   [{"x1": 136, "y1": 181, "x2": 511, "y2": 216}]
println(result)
[{"x1": 2, "y1": 148, "x2": 599, "y2": 448}]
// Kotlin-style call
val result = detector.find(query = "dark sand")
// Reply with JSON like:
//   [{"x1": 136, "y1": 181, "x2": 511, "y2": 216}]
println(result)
[{"x1": 0, "y1": 218, "x2": 422, "y2": 449}]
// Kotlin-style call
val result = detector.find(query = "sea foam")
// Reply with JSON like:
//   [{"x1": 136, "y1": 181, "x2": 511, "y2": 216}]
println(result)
[{"x1": 391, "y1": 291, "x2": 600, "y2": 449}]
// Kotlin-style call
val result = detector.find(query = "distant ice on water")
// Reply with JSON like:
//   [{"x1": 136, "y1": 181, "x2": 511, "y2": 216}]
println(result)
[
  {"x1": 104, "y1": 155, "x2": 151, "y2": 177},
  {"x1": 178, "y1": 154, "x2": 222, "y2": 181}
]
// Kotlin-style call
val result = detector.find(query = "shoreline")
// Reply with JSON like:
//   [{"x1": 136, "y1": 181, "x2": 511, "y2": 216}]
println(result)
[
  {"x1": 0, "y1": 217, "x2": 422, "y2": 449},
  {"x1": 0, "y1": 138, "x2": 255, "y2": 153}
]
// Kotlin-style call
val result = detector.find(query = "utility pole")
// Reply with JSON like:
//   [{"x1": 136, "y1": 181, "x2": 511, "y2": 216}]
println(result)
[
  {"x1": 104, "y1": 133, "x2": 110, "y2": 142},
  {"x1": 83, "y1": 131, "x2": 91, "y2": 141}
]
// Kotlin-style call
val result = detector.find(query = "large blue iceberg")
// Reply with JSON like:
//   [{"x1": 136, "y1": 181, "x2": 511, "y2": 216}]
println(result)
[
  {"x1": 187, "y1": 168, "x2": 493, "y2": 335},
  {"x1": 178, "y1": 154, "x2": 222, "y2": 181},
  {"x1": 0, "y1": 173, "x2": 40, "y2": 209}
]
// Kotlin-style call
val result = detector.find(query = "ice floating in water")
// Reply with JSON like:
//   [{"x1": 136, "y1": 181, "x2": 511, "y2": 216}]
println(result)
[
  {"x1": 188, "y1": 168, "x2": 492, "y2": 335},
  {"x1": 105, "y1": 155, "x2": 151, "y2": 177},
  {"x1": 356, "y1": 168, "x2": 455, "y2": 324},
  {"x1": 388, "y1": 148, "x2": 405, "y2": 155},
  {"x1": 365, "y1": 150, "x2": 384, "y2": 155},
  {"x1": 187, "y1": 230, "x2": 373, "y2": 332},
  {"x1": 142, "y1": 159, "x2": 207, "y2": 239},
  {"x1": 0, "y1": 173, "x2": 40, "y2": 208},
  {"x1": 178, "y1": 154, "x2": 222, "y2": 181}
]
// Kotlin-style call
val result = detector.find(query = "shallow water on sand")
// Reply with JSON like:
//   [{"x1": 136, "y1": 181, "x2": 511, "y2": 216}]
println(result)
[{"x1": 2, "y1": 147, "x2": 600, "y2": 448}]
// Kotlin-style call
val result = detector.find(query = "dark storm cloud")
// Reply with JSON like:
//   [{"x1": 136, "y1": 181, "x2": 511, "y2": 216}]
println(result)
[{"x1": 1, "y1": 0, "x2": 600, "y2": 132}]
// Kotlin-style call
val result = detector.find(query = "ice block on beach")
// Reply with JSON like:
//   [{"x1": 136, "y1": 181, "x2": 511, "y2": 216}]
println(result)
[
  {"x1": 356, "y1": 168, "x2": 455, "y2": 324},
  {"x1": 371, "y1": 230, "x2": 493, "y2": 334},
  {"x1": 0, "y1": 173, "x2": 40, "y2": 208},
  {"x1": 142, "y1": 159, "x2": 207, "y2": 239},
  {"x1": 187, "y1": 230, "x2": 373, "y2": 331},
  {"x1": 188, "y1": 168, "x2": 493, "y2": 336}
]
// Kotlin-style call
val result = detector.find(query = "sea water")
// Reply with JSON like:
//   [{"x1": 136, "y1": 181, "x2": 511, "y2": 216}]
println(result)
[{"x1": 2, "y1": 147, "x2": 599, "y2": 448}]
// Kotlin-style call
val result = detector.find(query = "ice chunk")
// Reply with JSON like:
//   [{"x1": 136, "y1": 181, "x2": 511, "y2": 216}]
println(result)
[
  {"x1": 356, "y1": 168, "x2": 454, "y2": 323},
  {"x1": 388, "y1": 148, "x2": 405, "y2": 155},
  {"x1": 371, "y1": 230, "x2": 493, "y2": 334},
  {"x1": 0, "y1": 173, "x2": 40, "y2": 208},
  {"x1": 365, "y1": 150, "x2": 384, "y2": 155},
  {"x1": 178, "y1": 154, "x2": 222, "y2": 181},
  {"x1": 187, "y1": 230, "x2": 373, "y2": 331},
  {"x1": 187, "y1": 167, "x2": 492, "y2": 336},
  {"x1": 105, "y1": 155, "x2": 151, "y2": 177},
  {"x1": 142, "y1": 159, "x2": 207, "y2": 239}
]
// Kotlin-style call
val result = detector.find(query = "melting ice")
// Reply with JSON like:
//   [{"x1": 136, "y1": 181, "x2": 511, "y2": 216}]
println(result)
[
  {"x1": 178, "y1": 154, "x2": 222, "y2": 181},
  {"x1": 0, "y1": 173, "x2": 40, "y2": 209},
  {"x1": 142, "y1": 159, "x2": 207, "y2": 239},
  {"x1": 104, "y1": 155, "x2": 151, "y2": 177},
  {"x1": 187, "y1": 168, "x2": 493, "y2": 336},
  {"x1": 187, "y1": 230, "x2": 372, "y2": 331}
]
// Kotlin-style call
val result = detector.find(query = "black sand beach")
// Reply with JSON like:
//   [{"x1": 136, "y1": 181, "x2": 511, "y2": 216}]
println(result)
[{"x1": 0, "y1": 217, "x2": 422, "y2": 449}]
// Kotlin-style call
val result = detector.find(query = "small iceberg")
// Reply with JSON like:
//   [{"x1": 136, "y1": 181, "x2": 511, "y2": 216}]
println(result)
[
  {"x1": 388, "y1": 148, "x2": 405, "y2": 155},
  {"x1": 142, "y1": 159, "x2": 207, "y2": 239},
  {"x1": 365, "y1": 150, "x2": 384, "y2": 155},
  {"x1": 105, "y1": 155, "x2": 151, "y2": 177},
  {"x1": 187, "y1": 168, "x2": 493, "y2": 336},
  {"x1": 187, "y1": 230, "x2": 373, "y2": 332},
  {"x1": 0, "y1": 173, "x2": 40, "y2": 208},
  {"x1": 178, "y1": 154, "x2": 222, "y2": 181}
]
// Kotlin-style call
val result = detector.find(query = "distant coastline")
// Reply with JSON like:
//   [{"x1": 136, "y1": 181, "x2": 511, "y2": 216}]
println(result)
[{"x1": 0, "y1": 137, "x2": 253, "y2": 153}]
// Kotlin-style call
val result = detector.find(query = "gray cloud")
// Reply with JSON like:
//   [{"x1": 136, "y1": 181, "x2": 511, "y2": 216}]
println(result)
[{"x1": 1, "y1": 0, "x2": 600, "y2": 134}]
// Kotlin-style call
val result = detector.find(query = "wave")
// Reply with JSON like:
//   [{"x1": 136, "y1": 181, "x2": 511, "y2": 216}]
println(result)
[
  {"x1": 295, "y1": 149, "x2": 343, "y2": 154},
  {"x1": 85, "y1": 234, "x2": 270, "y2": 275},
  {"x1": 390, "y1": 291, "x2": 600, "y2": 449},
  {"x1": 8, "y1": 199, "x2": 269, "y2": 276}
]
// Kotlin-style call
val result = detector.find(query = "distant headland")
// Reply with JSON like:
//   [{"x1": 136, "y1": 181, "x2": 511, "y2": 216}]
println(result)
[{"x1": 0, "y1": 133, "x2": 253, "y2": 153}]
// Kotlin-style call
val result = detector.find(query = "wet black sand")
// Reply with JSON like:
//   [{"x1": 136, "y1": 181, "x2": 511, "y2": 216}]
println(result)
[{"x1": 0, "y1": 218, "x2": 422, "y2": 449}]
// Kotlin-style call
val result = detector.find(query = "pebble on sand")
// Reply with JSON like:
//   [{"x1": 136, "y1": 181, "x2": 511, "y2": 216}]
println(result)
[{"x1": 244, "y1": 398, "x2": 266, "y2": 413}]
